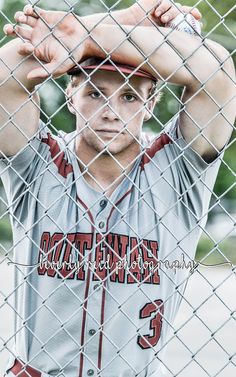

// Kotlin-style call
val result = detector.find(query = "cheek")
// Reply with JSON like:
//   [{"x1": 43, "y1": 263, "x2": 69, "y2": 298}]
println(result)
[
  {"x1": 126, "y1": 103, "x2": 145, "y2": 120},
  {"x1": 73, "y1": 96, "x2": 99, "y2": 120},
  {"x1": 123, "y1": 105, "x2": 145, "y2": 130},
  {"x1": 75, "y1": 103, "x2": 90, "y2": 120}
]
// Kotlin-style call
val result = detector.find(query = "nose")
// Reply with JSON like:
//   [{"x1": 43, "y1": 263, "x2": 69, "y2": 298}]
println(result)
[{"x1": 101, "y1": 99, "x2": 120, "y2": 122}]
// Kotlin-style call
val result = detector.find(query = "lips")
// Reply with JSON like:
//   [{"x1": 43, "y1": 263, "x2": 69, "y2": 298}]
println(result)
[
  {"x1": 95, "y1": 129, "x2": 124, "y2": 134},
  {"x1": 96, "y1": 129, "x2": 119, "y2": 133}
]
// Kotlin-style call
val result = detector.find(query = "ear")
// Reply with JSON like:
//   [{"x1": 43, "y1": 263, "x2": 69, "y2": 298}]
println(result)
[
  {"x1": 143, "y1": 96, "x2": 157, "y2": 122},
  {"x1": 66, "y1": 85, "x2": 76, "y2": 115}
]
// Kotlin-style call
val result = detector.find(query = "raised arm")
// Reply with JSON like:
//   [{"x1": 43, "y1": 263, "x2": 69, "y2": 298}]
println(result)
[{"x1": 0, "y1": 37, "x2": 44, "y2": 157}]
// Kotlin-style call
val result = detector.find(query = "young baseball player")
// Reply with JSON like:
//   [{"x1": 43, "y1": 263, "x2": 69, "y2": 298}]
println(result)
[{"x1": 1, "y1": 0, "x2": 235, "y2": 376}]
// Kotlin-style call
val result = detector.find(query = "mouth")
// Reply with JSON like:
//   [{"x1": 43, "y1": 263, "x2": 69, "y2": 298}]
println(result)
[{"x1": 95, "y1": 129, "x2": 125, "y2": 135}]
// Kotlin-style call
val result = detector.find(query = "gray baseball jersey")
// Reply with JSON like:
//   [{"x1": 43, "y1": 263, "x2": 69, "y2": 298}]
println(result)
[{"x1": 0, "y1": 116, "x2": 223, "y2": 377}]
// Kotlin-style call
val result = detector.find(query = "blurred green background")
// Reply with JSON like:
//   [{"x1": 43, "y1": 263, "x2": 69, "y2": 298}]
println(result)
[{"x1": 0, "y1": 0, "x2": 235, "y2": 265}]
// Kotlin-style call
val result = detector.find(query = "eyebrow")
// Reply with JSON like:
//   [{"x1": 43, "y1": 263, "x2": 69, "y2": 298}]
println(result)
[
  {"x1": 84, "y1": 83, "x2": 106, "y2": 91},
  {"x1": 122, "y1": 85, "x2": 145, "y2": 95}
]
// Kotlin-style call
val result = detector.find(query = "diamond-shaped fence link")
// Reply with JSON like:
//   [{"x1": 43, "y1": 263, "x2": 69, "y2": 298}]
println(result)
[{"x1": 0, "y1": 0, "x2": 235, "y2": 376}]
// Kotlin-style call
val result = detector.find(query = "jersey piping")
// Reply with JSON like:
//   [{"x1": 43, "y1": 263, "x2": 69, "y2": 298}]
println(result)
[{"x1": 42, "y1": 133, "x2": 73, "y2": 178}]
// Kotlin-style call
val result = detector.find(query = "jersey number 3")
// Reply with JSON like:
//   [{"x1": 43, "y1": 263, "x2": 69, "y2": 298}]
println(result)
[{"x1": 137, "y1": 299, "x2": 164, "y2": 349}]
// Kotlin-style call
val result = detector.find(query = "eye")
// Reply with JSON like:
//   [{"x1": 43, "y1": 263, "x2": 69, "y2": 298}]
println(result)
[
  {"x1": 90, "y1": 91, "x2": 102, "y2": 99},
  {"x1": 123, "y1": 94, "x2": 137, "y2": 102}
]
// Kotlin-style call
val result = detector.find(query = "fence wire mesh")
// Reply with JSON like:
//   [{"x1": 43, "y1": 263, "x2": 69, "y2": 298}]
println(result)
[{"x1": 0, "y1": 0, "x2": 235, "y2": 376}]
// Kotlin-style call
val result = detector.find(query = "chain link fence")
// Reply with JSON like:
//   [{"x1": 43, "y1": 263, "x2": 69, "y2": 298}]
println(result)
[{"x1": 0, "y1": 0, "x2": 235, "y2": 376}]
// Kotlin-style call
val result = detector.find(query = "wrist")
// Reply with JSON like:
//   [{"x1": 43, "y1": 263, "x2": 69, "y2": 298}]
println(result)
[
  {"x1": 130, "y1": 2, "x2": 146, "y2": 25},
  {"x1": 122, "y1": 4, "x2": 139, "y2": 26},
  {"x1": 68, "y1": 16, "x2": 95, "y2": 62},
  {"x1": 130, "y1": 1, "x2": 160, "y2": 27},
  {"x1": 81, "y1": 22, "x2": 107, "y2": 60}
]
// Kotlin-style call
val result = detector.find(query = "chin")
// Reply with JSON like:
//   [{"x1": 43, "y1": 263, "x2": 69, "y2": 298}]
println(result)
[
  {"x1": 96, "y1": 144, "x2": 126, "y2": 156},
  {"x1": 89, "y1": 138, "x2": 127, "y2": 156},
  {"x1": 84, "y1": 131, "x2": 138, "y2": 156}
]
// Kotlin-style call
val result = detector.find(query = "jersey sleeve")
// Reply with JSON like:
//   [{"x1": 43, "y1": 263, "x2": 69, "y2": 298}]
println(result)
[
  {"x1": 0, "y1": 120, "x2": 55, "y2": 220},
  {"x1": 164, "y1": 115, "x2": 224, "y2": 172},
  {"x1": 142, "y1": 116, "x2": 225, "y2": 230}
]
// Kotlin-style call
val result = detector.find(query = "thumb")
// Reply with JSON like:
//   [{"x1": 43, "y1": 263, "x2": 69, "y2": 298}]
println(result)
[{"x1": 27, "y1": 61, "x2": 60, "y2": 80}]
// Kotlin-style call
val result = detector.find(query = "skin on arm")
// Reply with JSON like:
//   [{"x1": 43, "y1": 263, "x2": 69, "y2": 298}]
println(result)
[
  {"x1": 178, "y1": 41, "x2": 235, "y2": 161},
  {"x1": 0, "y1": 36, "x2": 44, "y2": 157}
]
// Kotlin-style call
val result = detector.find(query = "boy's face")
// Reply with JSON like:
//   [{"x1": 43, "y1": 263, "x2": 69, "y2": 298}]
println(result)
[{"x1": 67, "y1": 70, "x2": 156, "y2": 156}]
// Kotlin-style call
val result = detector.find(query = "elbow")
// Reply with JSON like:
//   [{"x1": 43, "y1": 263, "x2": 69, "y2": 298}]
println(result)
[
  {"x1": 185, "y1": 39, "x2": 235, "y2": 92},
  {"x1": 208, "y1": 52, "x2": 235, "y2": 102},
  {"x1": 221, "y1": 51, "x2": 235, "y2": 82},
  {"x1": 215, "y1": 47, "x2": 234, "y2": 79}
]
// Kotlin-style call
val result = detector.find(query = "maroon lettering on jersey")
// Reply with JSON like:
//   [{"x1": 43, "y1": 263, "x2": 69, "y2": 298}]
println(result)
[
  {"x1": 127, "y1": 237, "x2": 142, "y2": 283},
  {"x1": 37, "y1": 232, "x2": 160, "y2": 285},
  {"x1": 47, "y1": 233, "x2": 64, "y2": 277},
  {"x1": 137, "y1": 299, "x2": 164, "y2": 349},
  {"x1": 59, "y1": 233, "x2": 76, "y2": 279},
  {"x1": 38, "y1": 232, "x2": 51, "y2": 275},
  {"x1": 75, "y1": 233, "x2": 93, "y2": 281},
  {"x1": 107, "y1": 233, "x2": 129, "y2": 284},
  {"x1": 93, "y1": 233, "x2": 107, "y2": 281},
  {"x1": 141, "y1": 240, "x2": 160, "y2": 285}
]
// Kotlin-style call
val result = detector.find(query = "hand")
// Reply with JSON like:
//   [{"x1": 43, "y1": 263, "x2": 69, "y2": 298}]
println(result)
[
  {"x1": 152, "y1": 0, "x2": 202, "y2": 24},
  {"x1": 3, "y1": 5, "x2": 90, "y2": 80},
  {"x1": 131, "y1": 0, "x2": 202, "y2": 26}
]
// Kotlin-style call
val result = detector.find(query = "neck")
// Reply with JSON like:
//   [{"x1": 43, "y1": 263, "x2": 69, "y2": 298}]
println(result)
[{"x1": 75, "y1": 136, "x2": 141, "y2": 196}]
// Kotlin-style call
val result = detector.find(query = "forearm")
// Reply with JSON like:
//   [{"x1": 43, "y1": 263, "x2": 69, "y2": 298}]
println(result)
[
  {"x1": 82, "y1": 1, "x2": 158, "y2": 28},
  {"x1": 87, "y1": 22, "x2": 229, "y2": 88},
  {"x1": 0, "y1": 39, "x2": 43, "y2": 92},
  {"x1": 82, "y1": 8, "x2": 136, "y2": 27}
]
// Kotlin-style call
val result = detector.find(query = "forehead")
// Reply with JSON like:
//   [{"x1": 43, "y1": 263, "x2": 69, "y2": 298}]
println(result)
[{"x1": 72, "y1": 69, "x2": 153, "y2": 95}]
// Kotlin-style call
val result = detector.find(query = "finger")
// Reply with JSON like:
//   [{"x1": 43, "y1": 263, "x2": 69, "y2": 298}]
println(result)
[
  {"x1": 28, "y1": 59, "x2": 73, "y2": 80},
  {"x1": 150, "y1": 1, "x2": 161, "y2": 15},
  {"x1": 18, "y1": 42, "x2": 35, "y2": 56},
  {"x1": 3, "y1": 24, "x2": 16, "y2": 37},
  {"x1": 161, "y1": 4, "x2": 202, "y2": 23},
  {"x1": 154, "y1": 0, "x2": 172, "y2": 17},
  {"x1": 14, "y1": 11, "x2": 38, "y2": 27},
  {"x1": 27, "y1": 61, "x2": 59, "y2": 80},
  {"x1": 23, "y1": 4, "x2": 42, "y2": 18},
  {"x1": 181, "y1": 6, "x2": 202, "y2": 19},
  {"x1": 13, "y1": 25, "x2": 32, "y2": 41},
  {"x1": 190, "y1": 8, "x2": 202, "y2": 20},
  {"x1": 160, "y1": 5, "x2": 181, "y2": 23}
]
